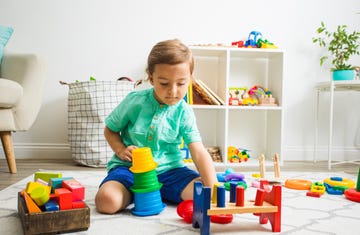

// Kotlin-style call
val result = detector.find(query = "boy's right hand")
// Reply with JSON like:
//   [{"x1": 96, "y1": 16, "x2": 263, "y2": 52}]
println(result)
[{"x1": 116, "y1": 145, "x2": 138, "y2": 162}]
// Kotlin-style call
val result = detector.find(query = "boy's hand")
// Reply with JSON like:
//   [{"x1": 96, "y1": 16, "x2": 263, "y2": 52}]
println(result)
[{"x1": 116, "y1": 145, "x2": 138, "y2": 162}]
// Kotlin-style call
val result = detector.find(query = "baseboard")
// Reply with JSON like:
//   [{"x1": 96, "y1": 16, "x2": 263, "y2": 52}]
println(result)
[
  {"x1": 0, "y1": 143, "x2": 71, "y2": 160},
  {"x1": 1, "y1": 143, "x2": 359, "y2": 161}
]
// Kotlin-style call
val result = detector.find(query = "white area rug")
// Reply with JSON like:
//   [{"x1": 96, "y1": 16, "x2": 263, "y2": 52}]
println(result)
[{"x1": 0, "y1": 170, "x2": 359, "y2": 235}]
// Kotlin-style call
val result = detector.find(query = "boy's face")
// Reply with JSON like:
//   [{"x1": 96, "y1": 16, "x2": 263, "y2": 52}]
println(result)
[{"x1": 150, "y1": 63, "x2": 191, "y2": 106}]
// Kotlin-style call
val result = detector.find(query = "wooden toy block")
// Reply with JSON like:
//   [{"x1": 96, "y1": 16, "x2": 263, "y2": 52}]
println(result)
[
  {"x1": 193, "y1": 182, "x2": 211, "y2": 235},
  {"x1": 72, "y1": 200, "x2": 86, "y2": 209},
  {"x1": 26, "y1": 181, "x2": 51, "y2": 195},
  {"x1": 49, "y1": 177, "x2": 73, "y2": 192},
  {"x1": 30, "y1": 186, "x2": 50, "y2": 206},
  {"x1": 306, "y1": 191, "x2": 322, "y2": 198},
  {"x1": 45, "y1": 200, "x2": 60, "y2": 211},
  {"x1": 35, "y1": 178, "x2": 48, "y2": 186},
  {"x1": 62, "y1": 179, "x2": 85, "y2": 201},
  {"x1": 235, "y1": 186, "x2": 245, "y2": 207},
  {"x1": 217, "y1": 186, "x2": 226, "y2": 207},
  {"x1": 229, "y1": 182, "x2": 238, "y2": 203},
  {"x1": 212, "y1": 183, "x2": 220, "y2": 204},
  {"x1": 20, "y1": 190, "x2": 42, "y2": 214},
  {"x1": 18, "y1": 193, "x2": 90, "y2": 234},
  {"x1": 55, "y1": 188, "x2": 73, "y2": 210},
  {"x1": 192, "y1": 180, "x2": 282, "y2": 234},
  {"x1": 34, "y1": 171, "x2": 62, "y2": 183}
]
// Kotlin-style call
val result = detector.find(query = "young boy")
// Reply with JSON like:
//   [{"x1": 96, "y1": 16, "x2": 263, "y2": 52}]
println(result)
[{"x1": 95, "y1": 39, "x2": 218, "y2": 214}]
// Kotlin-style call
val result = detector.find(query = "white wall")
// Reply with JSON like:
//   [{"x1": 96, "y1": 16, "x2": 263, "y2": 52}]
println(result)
[{"x1": 1, "y1": 0, "x2": 360, "y2": 161}]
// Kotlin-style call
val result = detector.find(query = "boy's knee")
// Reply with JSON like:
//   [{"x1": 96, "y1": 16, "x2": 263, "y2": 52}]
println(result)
[
  {"x1": 95, "y1": 182, "x2": 131, "y2": 214},
  {"x1": 95, "y1": 190, "x2": 121, "y2": 214}
]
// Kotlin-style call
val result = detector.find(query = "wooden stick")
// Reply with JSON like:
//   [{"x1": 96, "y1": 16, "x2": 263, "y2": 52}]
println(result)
[
  {"x1": 259, "y1": 154, "x2": 266, "y2": 178},
  {"x1": 274, "y1": 154, "x2": 280, "y2": 178}
]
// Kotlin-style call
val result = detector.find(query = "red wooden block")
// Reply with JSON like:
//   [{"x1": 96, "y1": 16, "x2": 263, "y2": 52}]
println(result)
[
  {"x1": 62, "y1": 179, "x2": 85, "y2": 201},
  {"x1": 306, "y1": 191, "x2": 321, "y2": 198},
  {"x1": 235, "y1": 186, "x2": 245, "y2": 207},
  {"x1": 55, "y1": 188, "x2": 72, "y2": 210},
  {"x1": 72, "y1": 200, "x2": 86, "y2": 209}
]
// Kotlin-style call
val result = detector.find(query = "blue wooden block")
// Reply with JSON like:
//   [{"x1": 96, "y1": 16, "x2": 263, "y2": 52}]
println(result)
[
  {"x1": 49, "y1": 177, "x2": 73, "y2": 192},
  {"x1": 230, "y1": 182, "x2": 238, "y2": 203},
  {"x1": 217, "y1": 186, "x2": 226, "y2": 207},
  {"x1": 192, "y1": 181, "x2": 211, "y2": 235},
  {"x1": 45, "y1": 200, "x2": 60, "y2": 211}
]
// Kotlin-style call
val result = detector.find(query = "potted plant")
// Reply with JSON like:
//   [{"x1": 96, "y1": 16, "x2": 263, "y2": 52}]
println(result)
[{"x1": 312, "y1": 21, "x2": 360, "y2": 80}]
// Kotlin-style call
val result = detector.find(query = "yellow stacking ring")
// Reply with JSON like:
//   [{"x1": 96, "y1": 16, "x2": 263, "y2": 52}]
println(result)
[{"x1": 323, "y1": 177, "x2": 355, "y2": 188}]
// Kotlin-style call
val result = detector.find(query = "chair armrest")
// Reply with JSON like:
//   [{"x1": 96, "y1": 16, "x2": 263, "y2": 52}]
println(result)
[{"x1": 0, "y1": 53, "x2": 46, "y2": 130}]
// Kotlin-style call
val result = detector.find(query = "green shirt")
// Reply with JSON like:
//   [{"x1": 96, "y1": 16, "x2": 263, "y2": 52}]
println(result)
[{"x1": 106, "y1": 88, "x2": 201, "y2": 174}]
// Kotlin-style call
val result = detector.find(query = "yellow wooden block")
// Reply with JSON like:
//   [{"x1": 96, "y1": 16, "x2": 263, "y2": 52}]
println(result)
[{"x1": 26, "y1": 182, "x2": 51, "y2": 194}]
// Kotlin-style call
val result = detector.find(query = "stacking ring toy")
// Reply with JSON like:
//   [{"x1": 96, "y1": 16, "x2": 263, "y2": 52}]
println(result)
[
  {"x1": 323, "y1": 177, "x2": 355, "y2": 189},
  {"x1": 177, "y1": 200, "x2": 193, "y2": 223},
  {"x1": 344, "y1": 188, "x2": 360, "y2": 202},
  {"x1": 210, "y1": 214, "x2": 233, "y2": 224},
  {"x1": 285, "y1": 179, "x2": 312, "y2": 190}
]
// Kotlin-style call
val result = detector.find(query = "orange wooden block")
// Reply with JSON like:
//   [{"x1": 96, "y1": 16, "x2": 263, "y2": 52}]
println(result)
[{"x1": 21, "y1": 190, "x2": 42, "y2": 214}]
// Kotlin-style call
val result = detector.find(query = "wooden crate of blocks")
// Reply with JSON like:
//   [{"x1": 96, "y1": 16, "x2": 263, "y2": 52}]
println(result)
[{"x1": 17, "y1": 172, "x2": 90, "y2": 235}]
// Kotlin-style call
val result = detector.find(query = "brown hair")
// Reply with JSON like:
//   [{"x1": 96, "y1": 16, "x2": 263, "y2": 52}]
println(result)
[{"x1": 146, "y1": 39, "x2": 194, "y2": 78}]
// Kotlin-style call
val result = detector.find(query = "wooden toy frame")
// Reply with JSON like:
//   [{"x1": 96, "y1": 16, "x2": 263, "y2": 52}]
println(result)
[{"x1": 192, "y1": 180, "x2": 282, "y2": 234}]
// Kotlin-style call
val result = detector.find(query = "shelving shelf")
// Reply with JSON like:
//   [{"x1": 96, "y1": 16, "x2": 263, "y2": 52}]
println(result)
[{"x1": 190, "y1": 46, "x2": 285, "y2": 166}]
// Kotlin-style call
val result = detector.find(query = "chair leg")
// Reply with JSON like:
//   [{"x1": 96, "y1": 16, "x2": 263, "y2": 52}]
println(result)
[{"x1": 0, "y1": 131, "x2": 17, "y2": 173}]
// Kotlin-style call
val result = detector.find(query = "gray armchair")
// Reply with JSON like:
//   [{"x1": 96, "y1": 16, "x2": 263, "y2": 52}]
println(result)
[{"x1": 0, "y1": 53, "x2": 46, "y2": 173}]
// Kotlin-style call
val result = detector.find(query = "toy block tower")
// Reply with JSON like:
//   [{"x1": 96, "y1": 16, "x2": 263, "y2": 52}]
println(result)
[{"x1": 130, "y1": 147, "x2": 166, "y2": 216}]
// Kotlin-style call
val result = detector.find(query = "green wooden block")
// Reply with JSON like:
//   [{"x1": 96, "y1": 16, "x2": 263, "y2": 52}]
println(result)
[{"x1": 34, "y1": 172, "x2": 63, "y2": 183}]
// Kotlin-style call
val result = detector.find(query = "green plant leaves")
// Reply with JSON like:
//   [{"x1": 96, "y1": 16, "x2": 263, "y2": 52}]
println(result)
[{"x1": 312, "y1": 22, "x2": 360, "y2": 70}]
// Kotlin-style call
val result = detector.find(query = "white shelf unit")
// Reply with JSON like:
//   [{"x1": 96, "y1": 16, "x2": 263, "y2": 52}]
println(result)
[{"x1": 190, "y1": 46, "x2": 285, "y2": 166}]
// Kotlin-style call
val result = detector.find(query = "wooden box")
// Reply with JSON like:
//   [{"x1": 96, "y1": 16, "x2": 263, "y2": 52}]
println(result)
[{"x1": 17, "y1": 193, "x2": 90, "y2": 235}]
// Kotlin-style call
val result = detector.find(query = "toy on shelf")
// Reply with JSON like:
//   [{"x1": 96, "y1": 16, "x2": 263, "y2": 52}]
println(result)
[
  {"x1": 231, "y1": 31, "x2": 278, "y2": 49},
  {"x1": 344, "y1": 167, "x2": 360, "y2": 202},
  {"x1": 231, "y1": 40, "x2": 244, "y2": 48},
  {"x1": 249, "y1": 85, "x2": 277, "y2": 106},
  {"x1": 228, "y1": 87, "x2": 246, "y2": 106},
  {"x1": 244, "y1": 31, "x2": 263, "y2": 48},
  {"x1": 227, "y1": 146, "x2": 251, "y2": 163},
  {"x1": 192, "y1": 180, "x2": 282, "y2": 234},
  {"x1": 181, "y1": 139, "x2": 192, "y2": 163},
  {"x1": 257, "y1": 39, "x2": 278, "y2": 49},
  {"x1": 242, "y1": 92, "x2": 259, "y2": 106},
  {"x1": 228, "y1": 86, "x2": 277, "y2": 107},
  {"x1": 207, "y1": 146, "x2": 222, "y2": 162}
]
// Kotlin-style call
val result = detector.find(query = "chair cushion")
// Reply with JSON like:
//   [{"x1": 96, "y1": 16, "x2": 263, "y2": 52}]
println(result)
[
  {"x1": 0, "y1": 25, "x2": 14, "y2": 64},
  {"x1": 0, "y1": 78, "x2": 23, "y2": 108}
]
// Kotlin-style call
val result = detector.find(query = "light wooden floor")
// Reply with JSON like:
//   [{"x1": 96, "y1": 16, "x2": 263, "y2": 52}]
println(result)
[{"x1": 0, "y1": 159, "x2": 359, "y2": 190}]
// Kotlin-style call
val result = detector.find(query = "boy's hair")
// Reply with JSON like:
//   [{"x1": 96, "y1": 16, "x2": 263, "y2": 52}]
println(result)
[{"x1": 146, "y1": 39, "x2": 194, "y2": 77}]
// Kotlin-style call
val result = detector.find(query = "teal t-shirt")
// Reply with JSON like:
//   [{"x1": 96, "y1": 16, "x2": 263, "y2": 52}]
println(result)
[{"x1": 105, "y1": 88, "x2": 201, "y2": 174}]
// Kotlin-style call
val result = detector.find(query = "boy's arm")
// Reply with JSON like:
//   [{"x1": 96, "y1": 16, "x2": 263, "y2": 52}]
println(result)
[
  {"x1": 104, "y1": 126, "x2": 136, "y2": 162},
  {"x1": 188, "y1": 142, "x2": 218, "y2": 187}
]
